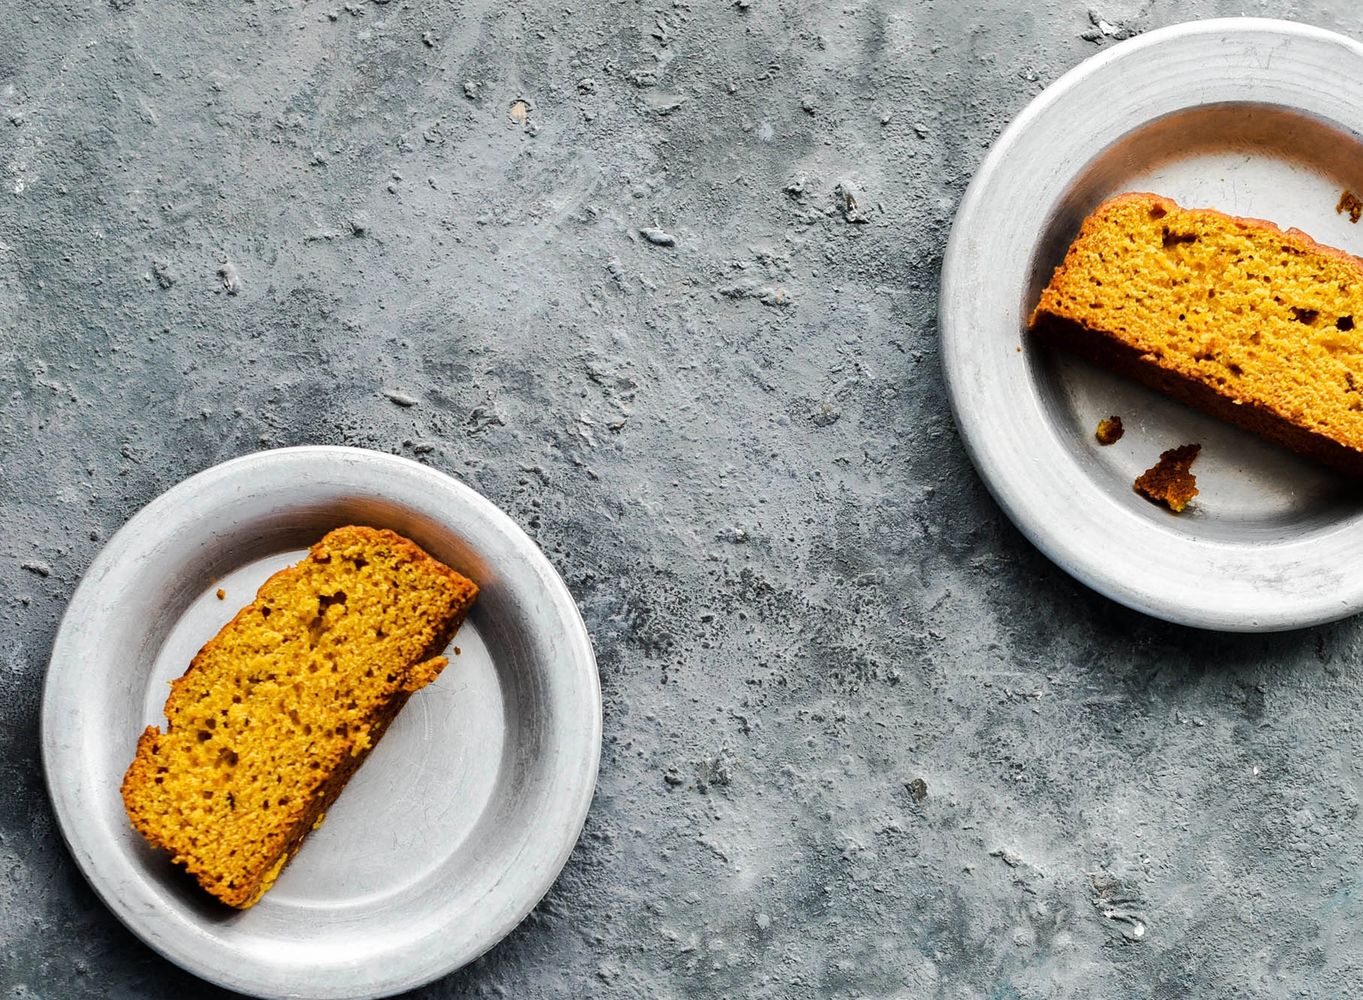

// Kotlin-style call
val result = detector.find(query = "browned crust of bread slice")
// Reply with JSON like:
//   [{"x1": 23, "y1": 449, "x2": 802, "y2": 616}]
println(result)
[{"x1": 1031, "y1": 311, "x2": 1363, "y2": 477}]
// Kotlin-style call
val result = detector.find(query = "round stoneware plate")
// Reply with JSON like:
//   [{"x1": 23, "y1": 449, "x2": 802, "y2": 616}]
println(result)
[
  {"x1": 40, "y1": 446, "x2": 601, "y2": 999},
  {"x1": 941, "y1": 18, "x2": 1363, "y2": 631}
]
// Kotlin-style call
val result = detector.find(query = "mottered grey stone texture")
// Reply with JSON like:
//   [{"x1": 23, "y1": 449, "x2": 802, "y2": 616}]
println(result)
[{"x1": 5, "y1": 1, "x2": 1363, "y2": 998}]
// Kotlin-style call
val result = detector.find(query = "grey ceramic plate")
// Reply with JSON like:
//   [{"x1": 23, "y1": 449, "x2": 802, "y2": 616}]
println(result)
[
  {"x1": 40, "y1": 446, "x2": 601, "y2": 999},
  {"x1": 941, "y1": 18, "x2": 1363, "y2": 631}
]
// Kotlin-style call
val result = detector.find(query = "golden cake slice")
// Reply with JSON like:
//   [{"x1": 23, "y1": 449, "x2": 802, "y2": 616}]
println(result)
[
  {"x1": 1030, "y1": 192, "x2": 1363, "y2": 475},
  {"x1": 121, "y1": 526, "x2": 478, "y2": 908}
]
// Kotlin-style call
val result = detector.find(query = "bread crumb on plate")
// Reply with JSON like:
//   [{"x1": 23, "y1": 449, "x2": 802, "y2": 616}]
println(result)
[
  {"x1": 1095, "y1": 416, "x2": 1124, "y2": 445},
  {"x1": 1134, "y1": 444, "x2": 1201, "y2": 512}
]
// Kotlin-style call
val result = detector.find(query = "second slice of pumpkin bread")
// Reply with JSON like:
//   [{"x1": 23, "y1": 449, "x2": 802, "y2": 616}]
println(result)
[
  {"x1": 120, "y1": 525, "x2": 478, "y2": 908},
  {"x1": 1030, "y1": 192, "x2": 1363, "y2": 475}
]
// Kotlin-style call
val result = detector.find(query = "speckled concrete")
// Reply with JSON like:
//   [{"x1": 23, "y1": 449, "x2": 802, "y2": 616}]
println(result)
[{"x1": 6, "y1": 2, "x2": 1363, "y2": 998}]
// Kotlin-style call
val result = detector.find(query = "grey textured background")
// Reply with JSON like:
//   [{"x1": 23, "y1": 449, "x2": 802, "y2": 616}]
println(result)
[{"x1": 5, "y1": 1, "x2": 1363, "y2": 998}]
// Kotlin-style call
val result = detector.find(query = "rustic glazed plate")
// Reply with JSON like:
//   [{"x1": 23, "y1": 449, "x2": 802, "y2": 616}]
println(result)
[
  {"x1": 941, "y1": 18, "x2": 1363, "y2": 631},
  {"x1": 41, "y1": 446, "x2": 601, "y2": 999}
]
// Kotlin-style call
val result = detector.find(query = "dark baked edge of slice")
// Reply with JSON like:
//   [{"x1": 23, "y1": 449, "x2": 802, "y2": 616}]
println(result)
[{"x1": 1030, "y1": 311, "x2": 1363, "y2": 478}]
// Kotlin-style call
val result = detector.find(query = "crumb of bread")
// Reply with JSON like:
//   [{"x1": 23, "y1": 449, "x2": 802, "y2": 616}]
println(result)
[
  {"x1": 1339, "y1": 190, "x2": 1362, "y2": 225},
  {"x1": 1095, "y1": 416, "x2": 1124, "y2": 445},
  {"x1": 1134, "y1": 444, "x2": 1201, "y2": 512}
]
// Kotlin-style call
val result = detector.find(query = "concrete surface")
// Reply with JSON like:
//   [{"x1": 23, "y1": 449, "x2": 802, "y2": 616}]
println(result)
[{"x1": 5, "y1": 1, "x2": 1363, "y2": 997}]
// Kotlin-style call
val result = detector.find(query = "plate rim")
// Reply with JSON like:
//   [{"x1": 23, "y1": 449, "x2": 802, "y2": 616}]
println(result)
[
  {"x1": 939, "y1": 16, "x2": 1363, "y2": 632},
  {"x1": 39, "y1": 444, "x2": 602, "y2": 998}
]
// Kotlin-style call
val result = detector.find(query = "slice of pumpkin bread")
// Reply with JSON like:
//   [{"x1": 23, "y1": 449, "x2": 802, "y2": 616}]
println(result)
[
  {"x1": 1030, "y1": 192, "x2": 1363, "y2": 475},
  {"x1": 121, "y1": 526, "x2": 478, "y2": 908}
]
